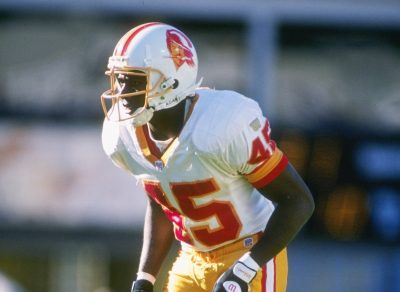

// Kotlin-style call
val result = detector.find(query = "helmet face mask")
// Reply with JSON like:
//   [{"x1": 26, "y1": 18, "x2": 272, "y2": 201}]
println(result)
[
  {"x1": 101, "y1": 22, "x2": 201, "y2": 126},
  {"x1": 101, "y1": 67, "x2": 166, "y2": 124}
]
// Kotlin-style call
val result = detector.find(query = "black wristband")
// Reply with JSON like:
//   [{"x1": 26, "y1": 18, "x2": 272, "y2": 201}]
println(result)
[{"x1": 131, "y1": 279, "x2": 153, "y2": 292}]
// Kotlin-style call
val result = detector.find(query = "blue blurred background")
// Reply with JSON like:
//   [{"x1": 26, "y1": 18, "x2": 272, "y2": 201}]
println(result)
[{"x1": 0, "y1": 1, "x2": 400, "y2": 291}]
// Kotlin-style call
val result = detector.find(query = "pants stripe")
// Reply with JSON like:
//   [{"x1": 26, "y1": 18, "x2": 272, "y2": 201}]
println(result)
[
  {"x1": 273, "y1": 257, "x2": 277, "y2": 292},
  {"x1": 262, "y1": 265, "x2": 267, "y2": 292},
  {"x1": 263, "y1": 256, "x2": 276, "y2": 292}
]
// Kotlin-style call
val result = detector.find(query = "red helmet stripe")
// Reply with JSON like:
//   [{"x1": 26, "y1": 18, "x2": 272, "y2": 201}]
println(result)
[{"x1": 115, "y1": 22, "x2": 162, "y2": 56}]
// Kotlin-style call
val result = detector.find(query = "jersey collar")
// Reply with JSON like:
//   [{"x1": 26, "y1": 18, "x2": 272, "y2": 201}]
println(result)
[{"x1": 134, "y1": 95, "x2": 199, "y2": 167}]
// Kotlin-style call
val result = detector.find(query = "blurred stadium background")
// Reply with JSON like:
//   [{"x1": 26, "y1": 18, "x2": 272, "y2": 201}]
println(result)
[{"x1": 0, "y1": 0, "x2": 400, "y2": 291}]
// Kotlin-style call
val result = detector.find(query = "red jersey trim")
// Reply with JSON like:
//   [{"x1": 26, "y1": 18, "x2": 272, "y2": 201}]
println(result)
[
  {"x1": 251, "y1": 156, "x2": 288, "y2": 189},
  {"x1": 245, "y1": 149, "x2": 288, "y2": 189}
]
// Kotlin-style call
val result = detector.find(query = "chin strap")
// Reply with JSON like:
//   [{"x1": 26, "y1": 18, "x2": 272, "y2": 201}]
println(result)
[
  {"x1": 131, "y1": 107, "x2": 154, "y2": 127},
  {"x1": 152, "y1": 77, "x2": 203, "y2": 111},
  {"x1": 131, "y1": 77, "x2": 203, "y2": 126}
]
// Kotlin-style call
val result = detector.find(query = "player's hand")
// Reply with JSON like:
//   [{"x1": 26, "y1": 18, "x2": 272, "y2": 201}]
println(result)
[
  {"x1": 212, "y1": 260, "x2": 257, "y2": 292},
  {"x1": 131, "y1": 279, "x2": 153, "y2": 292}
]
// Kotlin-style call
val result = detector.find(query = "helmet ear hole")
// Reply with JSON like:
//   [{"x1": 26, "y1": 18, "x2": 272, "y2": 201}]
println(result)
[{"x1": 172, "y1": 79, "x2": 179, "y2": 89}]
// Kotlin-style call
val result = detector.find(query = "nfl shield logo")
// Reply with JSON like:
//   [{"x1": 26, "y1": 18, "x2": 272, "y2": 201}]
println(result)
[
  {"x1": 154, "y1": 160, "x2": 164, "y2": 171},
  {"x1": 243, "y1": 237, "x2": 254, "y2": 248}
]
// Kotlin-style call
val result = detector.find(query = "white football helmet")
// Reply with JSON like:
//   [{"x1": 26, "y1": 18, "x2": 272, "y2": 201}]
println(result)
[{"x1": 101, "y1": 22, "x2": 202, "y2": 126}]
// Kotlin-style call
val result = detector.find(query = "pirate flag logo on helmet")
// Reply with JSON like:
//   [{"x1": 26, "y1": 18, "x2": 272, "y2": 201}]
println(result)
[{"x1": 166, "y1": 29, "x2": 195, "y2": 70}]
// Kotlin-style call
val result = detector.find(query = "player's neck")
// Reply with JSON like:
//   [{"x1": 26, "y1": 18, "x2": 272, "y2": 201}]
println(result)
[{"x1": 147, "y1": 101, "x2": 186, "y2": 141}]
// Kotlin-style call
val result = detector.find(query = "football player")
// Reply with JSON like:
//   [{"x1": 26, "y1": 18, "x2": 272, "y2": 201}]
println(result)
[{"x1": 101, "y1": 22, "x2": 314, "y2": 292}]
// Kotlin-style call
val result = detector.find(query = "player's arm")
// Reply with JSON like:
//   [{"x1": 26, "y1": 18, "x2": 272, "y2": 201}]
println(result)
[
  {"x1": 213, "y1": 110, "x2": 314, "y2": 291},
  {"x1": 213, "y1": 163, "x2": 314, "y2": 292},
  {"x1": 249, "y1": 162, "x2": 314, "y2": 265},
  {"x1": 132, "y1": 197, "x2": 175, "y2": 292}
]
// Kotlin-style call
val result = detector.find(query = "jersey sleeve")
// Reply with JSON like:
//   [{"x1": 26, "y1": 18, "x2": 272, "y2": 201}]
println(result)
[
  {"x1": 222, "y1": 106, "x2": 288, "y2": 189},
  {"x1": 102, "y1": 118, "x2": 130, "y2": 171}
]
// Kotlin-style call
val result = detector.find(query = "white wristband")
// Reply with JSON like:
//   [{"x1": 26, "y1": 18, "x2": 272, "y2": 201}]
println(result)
[
  {"x1": 238, "y1": 252, "x2": 261, "y2": 271},
  {"x1": 136, "y1": 271, "x2": 156, "y2": 285},
  {"x1": 230, "y1": 252, "x2": 261, "y2": 284},
  {"x1": 233, "y1": 262, "x2": 257, "y2": 284}
]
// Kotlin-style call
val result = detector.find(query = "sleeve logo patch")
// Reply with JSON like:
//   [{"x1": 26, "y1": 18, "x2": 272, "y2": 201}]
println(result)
[{"x1": 250, "y1": 118, "x2": 261, "y2": 131}]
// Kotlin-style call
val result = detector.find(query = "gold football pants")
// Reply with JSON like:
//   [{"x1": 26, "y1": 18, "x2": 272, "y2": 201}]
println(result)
[{"x1": 165, "y1": 234, "x2": 288, "y2": 292}]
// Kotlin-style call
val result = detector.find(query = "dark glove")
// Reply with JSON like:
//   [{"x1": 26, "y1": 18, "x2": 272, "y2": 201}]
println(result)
[
  {"x1": 212, "y1": 261, "x2": 257, "y2": 292},
  {"x1": 131, "y1": 279, "x2": 153, "y2": 292}
]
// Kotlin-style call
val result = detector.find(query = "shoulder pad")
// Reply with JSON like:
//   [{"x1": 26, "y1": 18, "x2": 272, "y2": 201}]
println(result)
[{"x1": 191, "y1": 90, "x2": 262, "y2": 155}]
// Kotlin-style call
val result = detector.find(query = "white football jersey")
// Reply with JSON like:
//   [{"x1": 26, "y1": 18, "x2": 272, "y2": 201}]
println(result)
[{"x1": 102, "y1": 88, "x2": 288, "y2": 251}]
